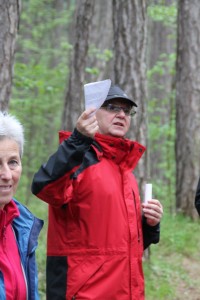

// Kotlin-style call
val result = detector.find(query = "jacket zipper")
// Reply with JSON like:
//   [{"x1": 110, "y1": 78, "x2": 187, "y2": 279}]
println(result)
[{"x1": 12, "y1": 226, "x2": 29, "y2": 300}]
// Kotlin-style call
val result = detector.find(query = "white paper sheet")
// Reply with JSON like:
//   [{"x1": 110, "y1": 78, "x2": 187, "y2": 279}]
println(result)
[
  {"x1": 84, "y1": 79, "x2": 111, "y2": 111},
  {"x1": 144, "y1": 183, "x2": 152, "y2": 204}
]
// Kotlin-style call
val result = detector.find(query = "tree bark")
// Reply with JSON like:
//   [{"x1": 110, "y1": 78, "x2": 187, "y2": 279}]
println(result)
[
  {"x1": 112, "y1": 0, "x2": 148, "y2": 192},
  {"x1": 62, "y1": 0, "x2": 95, "y2": 130},
  {"x1": 0, "y1": 0, "x2": 21, "y2": 111},
  {"x1": 175, "y1": 0, "x2": 200, "y2": 218},
  {"x1": 85, "y1": 0, "x2": 113, "y2": 83}
]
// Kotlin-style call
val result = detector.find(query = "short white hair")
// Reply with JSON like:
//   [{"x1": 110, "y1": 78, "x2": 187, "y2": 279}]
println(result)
[{"x1": 0, "y1": 111, "x2": 24, "y2": 157}]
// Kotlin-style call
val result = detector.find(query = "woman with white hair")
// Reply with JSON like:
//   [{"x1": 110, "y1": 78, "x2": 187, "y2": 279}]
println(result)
[{"x1": 0, "y1": 112, "x2": 43, "y2": 300}]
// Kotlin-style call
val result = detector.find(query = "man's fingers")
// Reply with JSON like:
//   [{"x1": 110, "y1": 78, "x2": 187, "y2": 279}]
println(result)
[
  {"x1": 76, "y1": 108, "x2": 99, "y2": 138},
  {"x1": 142, "y1": 199, "x2": 163, "y2": 226},
  {"x1": 81, "y1": 107, "x2": 96, "y2": 119}
]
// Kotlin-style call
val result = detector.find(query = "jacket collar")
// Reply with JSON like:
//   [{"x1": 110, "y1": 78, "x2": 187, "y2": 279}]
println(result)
[
  {"x1": 93, "y1": 133, "x2": 145, "y2": 170},
  {"x1": 0, "y1": 200, "x2": 19, "y2": 236},
  {"x1": 58, "y1": 130, "x2": 146, "y2": 171}
]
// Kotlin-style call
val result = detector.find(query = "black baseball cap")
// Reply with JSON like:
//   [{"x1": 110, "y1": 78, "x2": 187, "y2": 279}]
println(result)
[{"x1": 104, "y1": 84, "x2": 137, "y2": 107}]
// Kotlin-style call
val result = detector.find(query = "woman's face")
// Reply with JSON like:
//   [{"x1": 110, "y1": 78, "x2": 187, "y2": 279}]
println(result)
[{"x1": 0, "y1": 138, "x2": 22, "y2": 209}]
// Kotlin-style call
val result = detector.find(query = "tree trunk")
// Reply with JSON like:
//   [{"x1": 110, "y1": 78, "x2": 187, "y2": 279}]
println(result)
[
  {"x1": 0, "y1": 0, "x2": 21, "y2": 111},
  {"x1": 62, "y1": 0, "x2": 95, "y2": 130},
  {"x1": 175, "y1": 0, "x2": 200, "y2": 218},
  {"x1": 112, "y1": 0, "x2": 148, "y2": 193},
  {"x1": 85, "y1": 0, "x2": 113, "y2": 83}
]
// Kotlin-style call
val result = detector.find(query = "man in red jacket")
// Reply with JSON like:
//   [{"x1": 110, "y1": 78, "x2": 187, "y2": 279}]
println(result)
[{"x1": 32, "y1": 84, "x2": 163, "y2": 300}]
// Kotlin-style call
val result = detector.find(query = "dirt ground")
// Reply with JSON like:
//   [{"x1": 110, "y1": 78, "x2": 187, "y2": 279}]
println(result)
[{"x1": 175, "y1": 256, "x2": 200, "y2": 300}]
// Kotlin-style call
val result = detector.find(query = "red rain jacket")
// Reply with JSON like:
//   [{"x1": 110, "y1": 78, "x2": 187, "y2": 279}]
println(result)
[{"x1": 32, "y1": 129, "x2": 160, "y2": 300}]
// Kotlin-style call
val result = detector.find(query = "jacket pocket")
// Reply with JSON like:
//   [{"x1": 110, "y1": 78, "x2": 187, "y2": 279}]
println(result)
[{"x1": 67, "y1": 255, "x2": 106, "y2": 299}]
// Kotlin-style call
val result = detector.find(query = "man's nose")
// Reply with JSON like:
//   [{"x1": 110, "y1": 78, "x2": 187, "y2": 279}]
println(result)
[{"x1": 116, "y1": 108, "x2": 126, "y2": 117}]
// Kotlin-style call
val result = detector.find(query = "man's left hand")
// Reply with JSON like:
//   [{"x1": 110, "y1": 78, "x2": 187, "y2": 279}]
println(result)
[{"x1": 142, "y1": 199, "x2": 163, "y2": 226}]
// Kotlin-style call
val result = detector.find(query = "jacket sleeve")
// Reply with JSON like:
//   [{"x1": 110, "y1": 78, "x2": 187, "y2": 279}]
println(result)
[
  {"x1": 195, "y1": 178, "x2": 200, "y2": 215},
  {"x1": 31, "y1": 129, "x2": 93, "y2": 207},
  {"x1": 142, "y1": 216, "x2": 160, "y2": 250}
]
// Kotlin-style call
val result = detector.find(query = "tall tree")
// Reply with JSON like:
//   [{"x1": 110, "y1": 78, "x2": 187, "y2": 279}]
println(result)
[
  {"x1": 0, "y1": 0, "x2": 21, "y2": 111},
  {"x1": 85, "y1": 0, "x2": 113, "y2": 82},
  {"x1": 175, "y1": 0, "x2": 200, "y2": 218},
  {"x1": 62, "y1": 0, "x2": 95, "y2": 130},
  {"x1": 112, "y1": 0, "x2": 148, "y2": 192}
]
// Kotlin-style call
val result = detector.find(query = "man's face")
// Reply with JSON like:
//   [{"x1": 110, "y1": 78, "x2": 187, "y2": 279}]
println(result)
[
  {"x1": 0, "y1": 138, "x2": 22, "y2": 209},
  {"x1": 95, "y1": 99, "x2": 134, "y2": 138}
]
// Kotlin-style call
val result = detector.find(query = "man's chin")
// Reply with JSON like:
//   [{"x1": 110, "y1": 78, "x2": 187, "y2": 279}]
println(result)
[{"x1": 110, "y1": 129, "x2": 126, "y2": 138}]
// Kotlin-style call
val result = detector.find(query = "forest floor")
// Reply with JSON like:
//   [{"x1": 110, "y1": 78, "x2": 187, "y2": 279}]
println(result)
[
  {"x1": 175, "y1": 254, "x2": 200, "y2": 300},
  {"x1": 144, "y1": 212, "x2": 200, "y2": 300}
]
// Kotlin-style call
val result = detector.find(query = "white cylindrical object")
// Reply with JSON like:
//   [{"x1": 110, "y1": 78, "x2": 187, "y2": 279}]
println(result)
[{"x1": 144, "y1": 183, "x2": 152, "y2": 203}]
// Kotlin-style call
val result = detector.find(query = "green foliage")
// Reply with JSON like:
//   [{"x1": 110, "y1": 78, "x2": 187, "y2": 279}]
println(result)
[
  {"x1": 147, "y1": 1, "x2": 177, "y2": 27},
  {"x1": 88, "y1": 46, "x2": 113, "y2": 62},
  {"x1": 147, "y1": 53, "x2": 176, "y2": 80},
  {"x1": 86, "y1": 46, "x2": 113, "y2": 76},
  {"x1": 147, "y1": 52, "x2": 177, "y2": 209},
  {"x1": 147, "y1": 2, "x2": 177, "y2": 210},
  {"x1": 85, "y1": 67, "x2": 100, "y2": 75}
]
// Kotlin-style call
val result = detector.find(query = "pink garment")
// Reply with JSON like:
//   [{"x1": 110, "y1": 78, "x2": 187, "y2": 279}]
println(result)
[{"x1": 0, "y1": 201, "x2": 27, "y2": 300}]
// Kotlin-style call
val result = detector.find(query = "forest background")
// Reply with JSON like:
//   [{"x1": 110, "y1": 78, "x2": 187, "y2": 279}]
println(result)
[{"x1": 1, "y1": 0, "x2": 200, "y2": 299}]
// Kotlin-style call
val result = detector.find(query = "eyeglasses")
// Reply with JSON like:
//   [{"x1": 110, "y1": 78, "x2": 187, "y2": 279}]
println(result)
[{"x1": 101, "y1": 103, "x2": 136, "y2": 117}]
